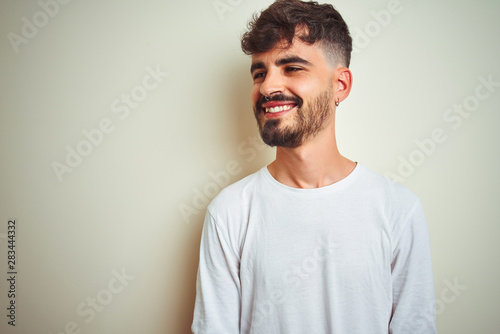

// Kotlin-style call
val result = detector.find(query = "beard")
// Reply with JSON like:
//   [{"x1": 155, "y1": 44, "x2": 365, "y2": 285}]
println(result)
[{"x1": 254, "y1": 86, "x2": 334, "y2": 148}]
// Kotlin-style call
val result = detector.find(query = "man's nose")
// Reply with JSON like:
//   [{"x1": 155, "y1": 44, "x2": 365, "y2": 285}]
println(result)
[{"x1": 260, "y1": 70, "x2": 285, "y2": 98}]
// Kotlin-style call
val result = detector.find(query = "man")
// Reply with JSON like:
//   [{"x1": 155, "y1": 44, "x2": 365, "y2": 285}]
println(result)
[{"x1": 192, "y1": 0, "x2": 436, "y2": 333}]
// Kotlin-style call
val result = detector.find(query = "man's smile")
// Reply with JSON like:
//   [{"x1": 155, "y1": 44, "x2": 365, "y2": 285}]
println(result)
[
  {"x1": 257, "y1": 95, "x2": 302, "y2": 119},
  {"x1": 261, "y1": 101, "x2": 298, "y2": 117}
]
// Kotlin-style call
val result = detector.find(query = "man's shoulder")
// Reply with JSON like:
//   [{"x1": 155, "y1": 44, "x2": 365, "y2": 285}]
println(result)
[
  {"x1": 357, "y1": 163, "x2": 421, "y2": 209},
  {"x1": 207, "y1": 167, "x2": 265, "y2": 214}
]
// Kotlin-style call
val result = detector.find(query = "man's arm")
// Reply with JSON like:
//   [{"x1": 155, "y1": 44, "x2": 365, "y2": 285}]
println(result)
[
  {"x1": 389, "y1": 200, "x2": 437, "y2": 334},
  {"x1": 192, "y1": 210, "x2": 241, "y2": 334}
]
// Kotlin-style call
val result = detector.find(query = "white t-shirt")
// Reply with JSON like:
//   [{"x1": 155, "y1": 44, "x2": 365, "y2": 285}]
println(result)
[{"x1": 192, "y1": 163, "x2": 436, "y2": 334}]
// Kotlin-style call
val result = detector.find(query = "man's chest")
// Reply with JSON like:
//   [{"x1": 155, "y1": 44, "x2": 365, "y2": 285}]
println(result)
[{"x1": 238, "y1": 205, "x2": 393, "y2": 294}]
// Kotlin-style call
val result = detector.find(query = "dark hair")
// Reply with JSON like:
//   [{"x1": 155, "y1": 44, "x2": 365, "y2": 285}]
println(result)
[{"x1": 241, "y1": 0, "x2": 352, "y2": 67}]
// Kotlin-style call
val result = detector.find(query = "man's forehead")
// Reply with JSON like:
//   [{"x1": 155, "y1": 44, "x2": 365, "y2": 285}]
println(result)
[{"x1": 254, "y1": 38, "x2": 306, "y2": 56}]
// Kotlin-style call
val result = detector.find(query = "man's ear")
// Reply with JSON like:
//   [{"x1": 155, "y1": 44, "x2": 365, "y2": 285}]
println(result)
[{"x1": 333, "y1": 67, "x2": 353, "y2": 104}]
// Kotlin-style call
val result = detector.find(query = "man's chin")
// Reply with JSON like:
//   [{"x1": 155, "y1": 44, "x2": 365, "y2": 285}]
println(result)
[{"x1": 259, "y1": 128, "x2": 303, "y2": 148}]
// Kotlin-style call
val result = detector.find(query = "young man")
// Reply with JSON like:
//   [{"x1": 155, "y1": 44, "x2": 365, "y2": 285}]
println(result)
[{"x1": 192, "y1": 1, "x2": 436, "y2": 333}]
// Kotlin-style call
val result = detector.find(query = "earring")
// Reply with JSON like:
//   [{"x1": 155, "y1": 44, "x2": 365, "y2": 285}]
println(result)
[{"x1": 335, "y1": 98, "x2": 340, "y2": 107}]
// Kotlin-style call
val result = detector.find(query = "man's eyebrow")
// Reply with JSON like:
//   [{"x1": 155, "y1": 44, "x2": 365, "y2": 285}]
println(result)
[
  {"x1": 275, "y1": 56, "x2": 312, "y2": 67},
  {"x1": 250, "y1": 56, "x2": 312, "y2": 74},
  {"x1": 250, "y1": 62, "x2": 265, "y2": 74}
]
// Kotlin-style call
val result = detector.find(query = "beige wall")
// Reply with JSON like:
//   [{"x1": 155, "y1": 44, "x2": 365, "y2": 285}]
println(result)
[{"x1": 0, "y1": 0, "x2": 499, "y2": 333}]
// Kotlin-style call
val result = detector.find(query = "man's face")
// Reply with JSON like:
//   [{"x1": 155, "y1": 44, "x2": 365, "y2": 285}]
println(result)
[{"x1": 250, "y1": 38, "x2": 336, "y2": 148}]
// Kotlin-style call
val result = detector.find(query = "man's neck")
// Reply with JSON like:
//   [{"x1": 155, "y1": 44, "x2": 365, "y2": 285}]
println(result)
[{"x1": 267, "y1": 125, "x2": 356, "y2": 189}]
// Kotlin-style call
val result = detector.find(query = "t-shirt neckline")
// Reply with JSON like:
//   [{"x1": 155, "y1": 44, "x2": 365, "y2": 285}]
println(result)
[{"x1": 260, "y1": 162, "x2": 362, "y2": 195}]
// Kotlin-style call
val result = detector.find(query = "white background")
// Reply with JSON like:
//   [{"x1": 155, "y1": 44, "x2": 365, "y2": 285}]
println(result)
[{"x1": 0, "y1": 0, "x2": 499, "y2": 333}]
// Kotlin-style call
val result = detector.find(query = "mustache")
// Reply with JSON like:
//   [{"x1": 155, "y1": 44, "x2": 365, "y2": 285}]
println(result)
[{"x1": 256, "y1": 94, "x2": 303, "y2": 111}]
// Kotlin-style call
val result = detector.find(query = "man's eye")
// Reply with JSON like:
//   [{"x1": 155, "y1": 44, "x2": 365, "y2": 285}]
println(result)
[
  {"x1": 285, "y1": 67, "x2": 302, "y2": 73},
  {"x1": 253, "y1": 72, "x2": 266, "y2": 80}
]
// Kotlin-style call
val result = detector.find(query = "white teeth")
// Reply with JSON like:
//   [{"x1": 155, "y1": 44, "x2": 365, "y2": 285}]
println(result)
[{"x1": 265, "y1": 105, "x2": 294, "y2": 113}]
